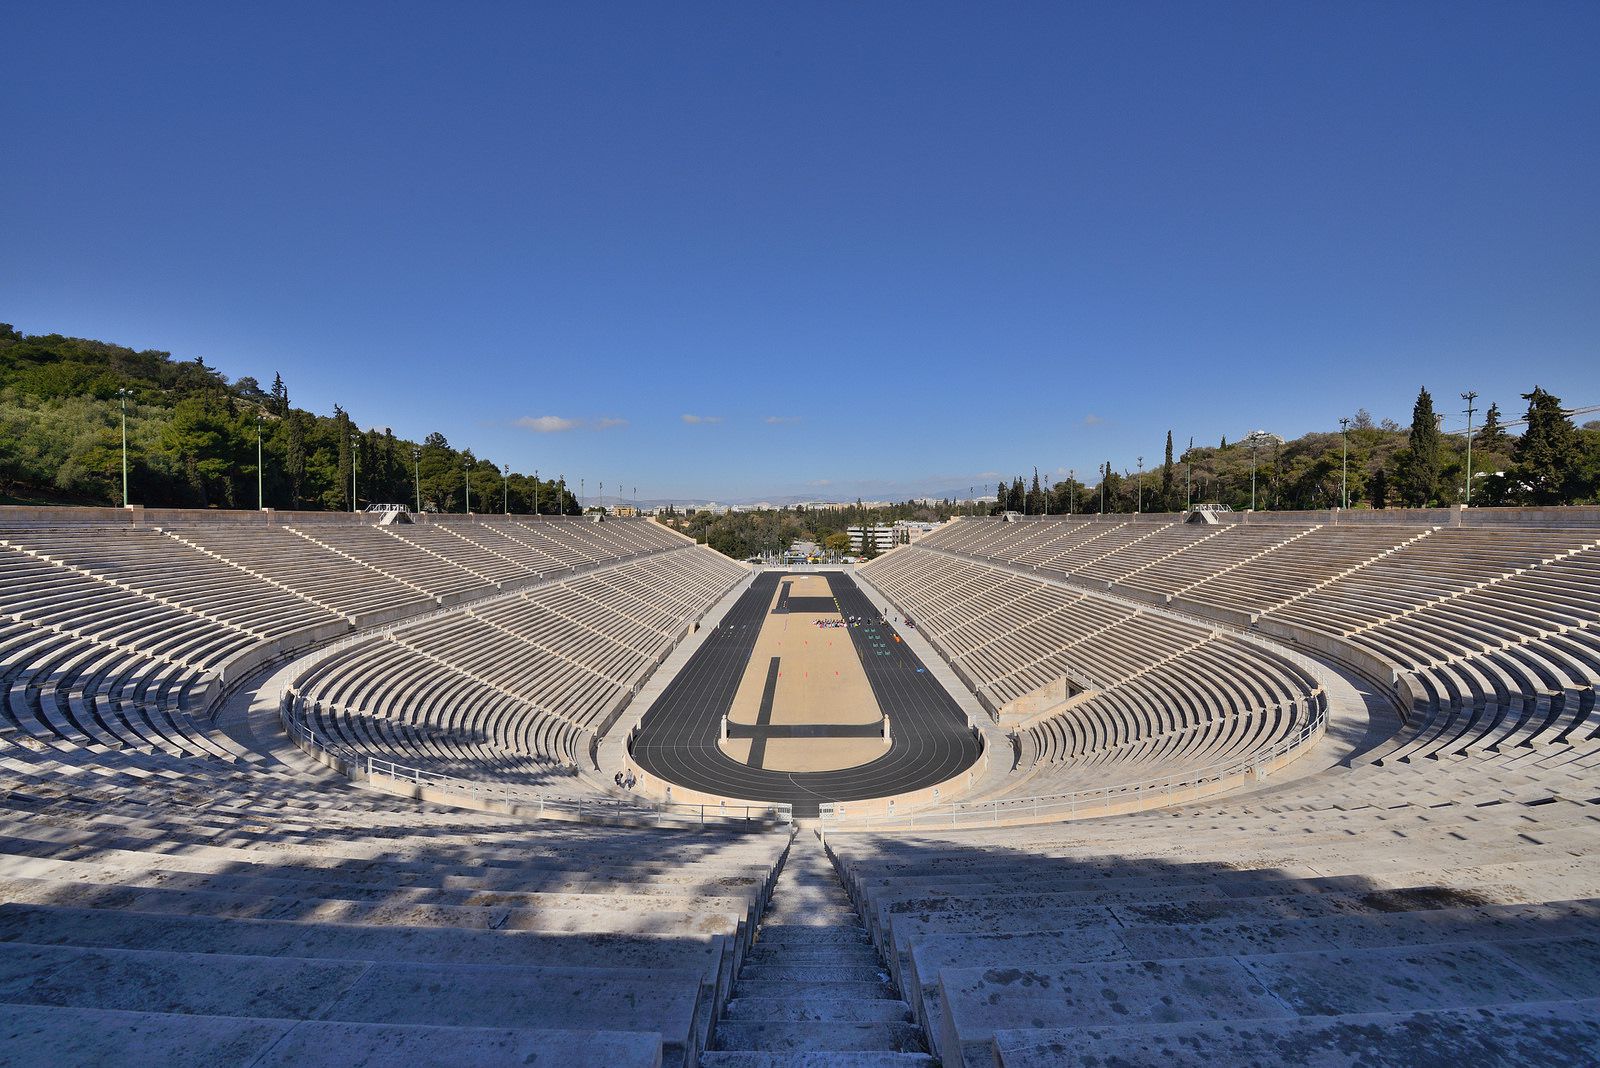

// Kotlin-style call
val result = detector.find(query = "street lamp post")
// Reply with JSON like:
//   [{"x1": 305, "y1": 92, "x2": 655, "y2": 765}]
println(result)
[
  {"x1": 1136, "y1": 457, "x2": 1144, "y2": 514},
  {"x1": 412, "y1": 448, "x2": 421, "y2": 513},
  {"x1": 118, "y1": 388, "x2": 132, "y2": 507},
  {"x1": 580, "y1": 478, "x2": 585, "y2": 511},
  {"x1": 1100, "y1": 464, "x2": 1106, "y2": 514},
  {"x1": 533, "y1": 470, "x2": 539, "y2": 517},
  {"x1": 256, "y1": 413, "x2": 264, "y2": 510},
  {"x1": 464, "y1": 461, "x2": 471, "y2": 514},
  {"x1": 1461, "y1": 391, "x2": 1478, "y2": 506},
  {"x1": 1068, "y1": 469, "x2": 1075, "y2": 515},
  {"x1": 503, "y1": 464, "x2": 509, "y2": 514},
  {"x1": 350, "y1": 435, "x2": 359, "y2": 513},
  {"x1": 1339, "y1": 417, "x2": 1350, "y2": 510}
]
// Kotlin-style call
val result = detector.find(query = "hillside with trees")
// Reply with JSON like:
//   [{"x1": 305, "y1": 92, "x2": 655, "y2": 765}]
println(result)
[
  {"x1": 3, "y1": 323, "x2": 1595, "y2": 535},
  {"x1": 990, "y1": 386, "x2": 1599, "y2": 515},
  {"x1": 0, "y1": 324, "x2": 578, "y2": 514}
]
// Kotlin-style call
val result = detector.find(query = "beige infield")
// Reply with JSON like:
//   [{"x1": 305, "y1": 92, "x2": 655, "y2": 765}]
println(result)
[{"x1": 718, "y1": 573, "x2": 888, "y2": 773}]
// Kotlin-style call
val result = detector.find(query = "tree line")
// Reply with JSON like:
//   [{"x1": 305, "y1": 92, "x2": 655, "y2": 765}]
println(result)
[
  {"x1": 990, "y1": 386, "x2": 1600, "y2": 515},
  {"x1": 0, "y1": 324, "x2": 579, "y2": 514}
]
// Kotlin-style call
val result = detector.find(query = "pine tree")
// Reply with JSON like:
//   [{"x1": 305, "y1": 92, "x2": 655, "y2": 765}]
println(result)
[
  {"x1": 269, "y1": 372, "x2": 289, "y2": 416},
  {"x1": 1511, "y1": 387, "x2": 1579, "y2": 504},
  {"x1": 1028, "y1": 468, "x2": 1042, "y2": 514},
  {"x1": 1396, "y1": 386, "x2": 1441, "y2": 506},
  {"x1": 1479, "y1": 402, "x2": 1510, "y2": 451},
  {"x1": 1161, "y1": 430, "x2": 1174, "y2": 510}
]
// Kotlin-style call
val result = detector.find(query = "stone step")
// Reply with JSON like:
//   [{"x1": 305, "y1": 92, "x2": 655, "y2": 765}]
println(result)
[
  {"x1": 714, "y1": 1020, "x2": 926, "y2": 1053},
  {"x1": 736, "y1": 979, "x2": 897, "y2": 1001},
  {"x1": 0, "y1": 902, "x2": 730, "y2": 977},
  {"x1": 0, "y1": 941, "x2": 704, "y2": 1061},
  {"x1": 757, "y1": 924, "x2": 870, "y2": 945},
  {"x1": 0, "y1": 874, "x2": 749, "y2": 939},
  {"x1": 737, "y1": 962, "x2": 888, "y2": 984},
  {"x1": 989, "y1": 998, "x2": 1600, "y2": 1068},
  {"x1": 699, "y1": 1052, "x2": 935, "y2": 1068},
  {"x1": 745, "y1": 943, "x2": 879, "y2": 966},
  {"x1": 722, "y1": 996, "x2": 913, "y2": 1024},
  {"x1": 0, "y1": 1002, "x2": 666, "y2": 1068},
  {"x1": 932, "y1": 936, "x2": 1595, "y2": 1068}
]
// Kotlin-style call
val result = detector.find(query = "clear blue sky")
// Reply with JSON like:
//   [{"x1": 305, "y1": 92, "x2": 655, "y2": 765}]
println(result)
[{"x1": 5, "y1": 2, "x2": 1597, "y2": 502}]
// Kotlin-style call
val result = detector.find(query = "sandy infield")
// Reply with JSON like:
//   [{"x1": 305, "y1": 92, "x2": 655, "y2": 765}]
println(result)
[{"x1": 719, "y1": 574, "x2": 887, "y2": 772}]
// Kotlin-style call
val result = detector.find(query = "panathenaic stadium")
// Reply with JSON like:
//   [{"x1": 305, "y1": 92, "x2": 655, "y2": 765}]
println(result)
[{"x1": 1, "y1": 503, "x2": 1598, "y2": 1066}]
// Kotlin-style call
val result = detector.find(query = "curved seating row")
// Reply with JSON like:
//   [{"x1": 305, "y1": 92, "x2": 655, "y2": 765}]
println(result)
[
  {"x1": 862, "y1": 546, "x2": 1323, "y2": 802},
  {"x1": 901, "y1": 517, "x2": 1600, "y2": 767},
  {"x1": 287, "y1": 546, "x2": 748, "y2": 780}
]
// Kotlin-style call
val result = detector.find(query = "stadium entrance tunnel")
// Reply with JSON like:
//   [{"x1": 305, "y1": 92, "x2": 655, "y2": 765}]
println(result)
[{"x1": 627, "y1": 570, "x2": 984, "y2": 818}]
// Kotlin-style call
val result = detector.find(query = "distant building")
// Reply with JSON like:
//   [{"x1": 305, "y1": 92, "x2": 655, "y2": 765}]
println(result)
[{"x1": 848, "y1": 525, "x2": 899, "y2": 553}]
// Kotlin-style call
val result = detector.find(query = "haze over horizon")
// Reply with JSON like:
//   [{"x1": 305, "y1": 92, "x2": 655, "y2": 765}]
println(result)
[{"x1": 5, "y1": 2, "x2": 1597, "y2": 503}]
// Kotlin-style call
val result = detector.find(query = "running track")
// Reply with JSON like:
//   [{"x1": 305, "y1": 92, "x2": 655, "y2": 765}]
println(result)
[{"x1": 630, "y1": 571, "x2": 981, "y2": 818}]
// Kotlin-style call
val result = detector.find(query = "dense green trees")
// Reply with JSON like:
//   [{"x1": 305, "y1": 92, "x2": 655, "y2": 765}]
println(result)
[{"x1": 0, "y1": 323, "x2": 578, "y2": 513}]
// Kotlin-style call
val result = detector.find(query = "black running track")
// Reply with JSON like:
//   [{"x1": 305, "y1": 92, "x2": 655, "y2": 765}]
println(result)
[{"x1": 630, "y1": 571, "x2": 981, "y2": 818}]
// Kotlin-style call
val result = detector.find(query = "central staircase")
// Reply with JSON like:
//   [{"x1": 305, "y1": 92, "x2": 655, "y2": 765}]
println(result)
[{"x1": 702, "y1": 829, "x2": 932, "y2": 1067}]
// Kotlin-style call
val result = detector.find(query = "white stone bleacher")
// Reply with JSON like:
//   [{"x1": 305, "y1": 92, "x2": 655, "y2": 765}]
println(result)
[
  {"x1": 0, "y1": 512, "x2": 785, "y2": 1065},
  {"x1": 0, "y1": 732, "x2": 788, "y2": 1067},
  {"x1": 904, "y1": 515, "x2": 1600, "y2": 781},
  {"x1": 862, "y1": 546, "x2": 1324, "y2": 808},
  {"x1": 825, "y1": 723, "x2": 1600, "y2": 1067},
  {"x1": 285, "y1": 545, "x2": 748, "y2": 791}
]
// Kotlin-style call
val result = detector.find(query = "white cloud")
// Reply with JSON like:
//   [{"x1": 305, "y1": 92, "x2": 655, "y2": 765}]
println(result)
[
  {"x1": 764, "y1": 415, "x2": 800, "y2": 425},
  {"x1": 1082, "y1": 413, "x2": 1105, "y2": 427},
  {"x1": 518, "y1": 415, "x2": 582, "y2": 433},
  {"x1": 807, "y1": 478, "x2": 832, "y2": 487},
  {"x1": 516, "y1": 415, "x2": 628, "y2": 433},
  {"x1": 681, "y1": 414, "x2": 724, "y2": 425}
]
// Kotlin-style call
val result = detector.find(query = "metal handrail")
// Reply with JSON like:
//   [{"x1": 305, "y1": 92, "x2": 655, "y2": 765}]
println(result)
[
  {"x1": 819, "y1": 695, "x2": 1327, "y2": 829},
  {"x1": 279, "y1": 688, "x2": 790, "y2": 828}
]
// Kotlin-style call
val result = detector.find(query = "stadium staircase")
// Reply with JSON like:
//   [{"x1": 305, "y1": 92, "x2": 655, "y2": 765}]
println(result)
[{"x1": 703, "y1": 830, "x2": 933, "y2": 1067}]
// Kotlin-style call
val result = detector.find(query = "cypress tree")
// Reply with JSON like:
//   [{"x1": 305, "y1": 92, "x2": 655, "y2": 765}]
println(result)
[
  {"x1": 1161, "y1": 431, "x2": 1174, "y2": 510},
  {"x1": 1512, "y1": 386, "x2": 1579, "y2": 504},
  {"x1": 1396, "y1": 386, "x2": 1441, "y2": 506}
]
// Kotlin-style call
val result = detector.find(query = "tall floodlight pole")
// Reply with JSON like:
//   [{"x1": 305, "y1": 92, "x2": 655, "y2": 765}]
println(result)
[
  {"x1": 256, "y1": 413, "x2": 264, "y2": 510},
  {"x1": 350, "y1": 434, "x2": 359, "y2": 513},
  {"x1": 1339, "y1": 417, "x2": 1351, "y2": 510},
  {"x1": 1068, "y1": 470, "x2": 1075, "y2": 515},
  {"x1": 1136, "y1": 457, "x2": 1144, "y2": 514},
  {"x1": 600, "y1": 481, "x2": 605, "y2": 514},
  {"x1": 412, "y1": 448, "x2": 421, "y2": 513},
  {"x1": 464, "y1": 460, "x2": 471, "y2": 514},
  {"x1": 581, "y1": 478, "x2": 585, "y2": 511},
  {"x1": 503, "y1": 464, "x2": 509, "y2": 514},
  {"x1": 1100, "y1": 465, "x2": 1106, "y2": 514},
  {"x1": 118, "y1": 388, "x2": 132, "y2": 507},
  {"x1": 1461, "y1": 391, "x2": 1478, "y2": 505},
  {"x1": 533, "y1": 469, "x2": 539, "y2": 516}
]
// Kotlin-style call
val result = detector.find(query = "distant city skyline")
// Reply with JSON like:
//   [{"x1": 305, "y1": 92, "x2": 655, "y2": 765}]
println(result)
[{"x1": 5, "y1": 3, "x2": 1596, "y2": 502}]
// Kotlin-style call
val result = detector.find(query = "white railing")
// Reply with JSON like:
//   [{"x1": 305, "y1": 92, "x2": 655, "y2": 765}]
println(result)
[
  {"x1": 818, "y1": 696, "x2": 1327, "y2": 829},
  {"x1": 279, "y1": 688, "x2": 790, "y2": 828}
]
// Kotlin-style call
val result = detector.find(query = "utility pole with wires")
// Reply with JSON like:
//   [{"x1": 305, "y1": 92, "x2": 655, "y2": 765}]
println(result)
[{"x1": 1460, "y1": 390, "x2": 1478, "y2": 505}]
